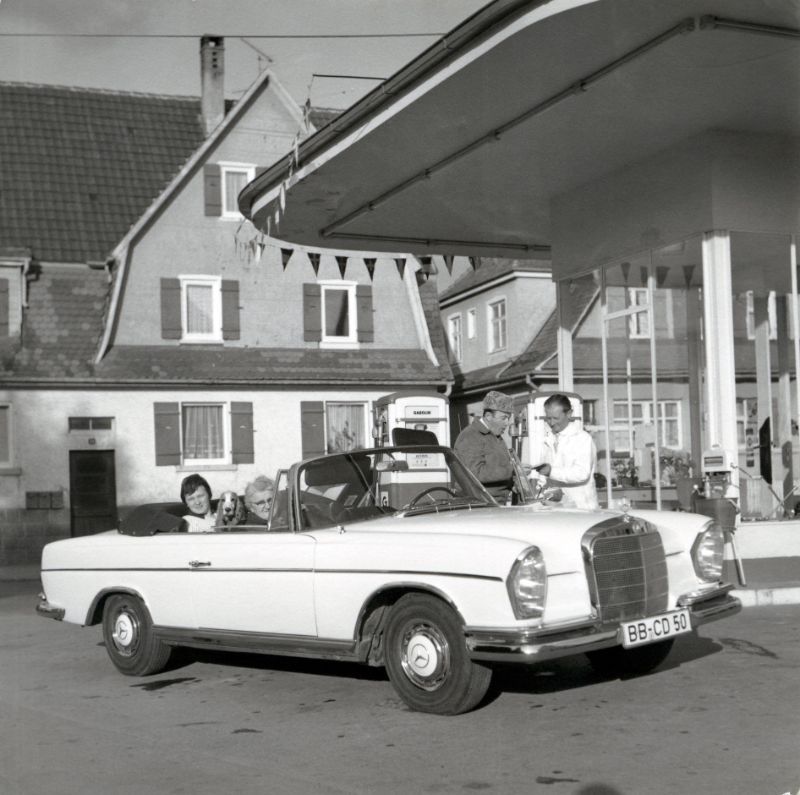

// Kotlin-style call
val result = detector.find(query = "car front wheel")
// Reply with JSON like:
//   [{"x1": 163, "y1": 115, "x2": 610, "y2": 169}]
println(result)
[
  {"x1": 586, "y1": 638, "x2": 675, "y2": 677},
  {"x1": 384, "y1": 594, "x2": 492, "y2": 715},
  {"x1": 102, "y1": 594, "x2": 172, "y2": 676}
]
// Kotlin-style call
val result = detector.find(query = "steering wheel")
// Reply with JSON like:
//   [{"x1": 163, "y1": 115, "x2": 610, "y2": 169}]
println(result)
[{"x1": 407, "y1": 486, "x2": 458, "y2": 509}]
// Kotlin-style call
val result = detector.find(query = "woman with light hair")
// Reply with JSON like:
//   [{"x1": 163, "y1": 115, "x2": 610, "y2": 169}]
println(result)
[{"x1": 243, "y1": 475, "x2": 274, "y2": 525}]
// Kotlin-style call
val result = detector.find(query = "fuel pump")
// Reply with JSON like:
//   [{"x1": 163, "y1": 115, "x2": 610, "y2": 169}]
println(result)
[{"x1": 694, "y1": 447, "x2": 746, "y2": 585}]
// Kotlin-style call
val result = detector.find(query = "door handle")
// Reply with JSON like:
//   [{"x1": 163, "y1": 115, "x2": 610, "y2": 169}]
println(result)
[{"x1": 189, "y1": 560, "x2": 212, "y2": 568}]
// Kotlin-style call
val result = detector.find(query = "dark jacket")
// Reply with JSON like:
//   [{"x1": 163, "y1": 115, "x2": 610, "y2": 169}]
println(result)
[{"x1": 454, "y1": 419, "x2": 514, "y2": 501}]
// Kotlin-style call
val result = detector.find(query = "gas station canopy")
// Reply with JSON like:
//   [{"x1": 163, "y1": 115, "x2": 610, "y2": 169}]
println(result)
[{"x1": 239, "y1": 0, "x2": 800, "y2": 258}]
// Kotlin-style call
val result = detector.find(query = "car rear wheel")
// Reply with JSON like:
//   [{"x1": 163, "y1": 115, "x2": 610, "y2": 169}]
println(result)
[
  {"x1": 102, "y1": 594, "x2": 171, "y2": 676},
  {"x1": 586, "y1": 638, "x2": 675, "y2": 677},
  {"x1": 384, "y1": 594, "x2": 492, "y2": 715}
]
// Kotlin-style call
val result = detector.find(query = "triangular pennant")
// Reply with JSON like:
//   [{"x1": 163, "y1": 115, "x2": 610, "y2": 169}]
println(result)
[
  {"x1": 395, "y1": 258, "x2": 406, "y2": 279},
  {"x1": 620, "y1": 261, "x2": 631, "y2": 283},
  {"x1": 640, "y1": 266, "x2": 648, "y2": 286},
  {"x1": 308, "y1": 252, "x2": 321, "y2": 275},
  {"x1": 336, "y1": 255, "x2": 348, "y2": 278},
  {"x1": 279, "y1": 182, "x2": 287, "y2": 212},
  {"x1": 280, "y1": 248, "x2": 293, "y2": 269},
  {"x1": 294, "y1": 134, "x2": 300, "y2": 168},
  {"x1": 364, "y1": 258, "x2": 376, "y2": 281},
  {"x1": 303, "y1": 98, "x2": 311, "y2": 130},
  {"x1": 256, "y1": 241, "x2": 265, "y2": 261},
  {"x1": 656, "y1": 265, "x2": 669, "y2": 288},
  {"x1": 682, "y1": 264, "x2": 695, "y2": 288},
  {"x1": 468, "y1": 256, "x2": 481, "y2": 271},
  {"x1": 443, "y1": 254, "x2": 454, "y2": 275}
]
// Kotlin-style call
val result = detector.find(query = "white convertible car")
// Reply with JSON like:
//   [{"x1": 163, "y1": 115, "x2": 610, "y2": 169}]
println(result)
[{"x1": 38, "y1": 445, "x2": 740, "y2": 715}]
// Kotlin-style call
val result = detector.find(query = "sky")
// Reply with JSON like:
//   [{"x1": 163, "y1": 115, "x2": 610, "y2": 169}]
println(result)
[{"x1": 0, "y1": 0, "x2": 488, "y2": 109}]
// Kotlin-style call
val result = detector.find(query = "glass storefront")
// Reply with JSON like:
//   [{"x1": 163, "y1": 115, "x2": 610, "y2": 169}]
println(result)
[{"x1": 564, "y1": 231, "x2": 800, "y2": 519}]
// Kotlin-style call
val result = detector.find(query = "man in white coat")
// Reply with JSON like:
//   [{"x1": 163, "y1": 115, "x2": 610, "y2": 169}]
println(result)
[{"x1": 535, "y1": 393, "x2": 599, "y2": 510}]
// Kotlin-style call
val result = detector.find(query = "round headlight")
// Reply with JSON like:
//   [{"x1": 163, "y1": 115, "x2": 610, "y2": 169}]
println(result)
[
  {"x1": 507, "y1": 546, "x2": 547, "y2": 619},
  {"x1": 692, "y1": 522, "x2": 725, "y2": 582}
]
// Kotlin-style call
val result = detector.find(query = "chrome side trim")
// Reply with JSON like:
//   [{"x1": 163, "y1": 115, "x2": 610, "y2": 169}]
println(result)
[
  {"x1": 153, "y1": 626, "x2": 362, "y2": 663},
  {"x1": 36, "y1": 599, "x2": 65, "y2": 621}
]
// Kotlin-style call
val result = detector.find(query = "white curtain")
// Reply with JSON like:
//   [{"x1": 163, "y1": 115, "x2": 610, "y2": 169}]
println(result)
[
  {"x1": 183, "y1": 405, "x2": 223, "y2": 460},
  {"x1": 326, "y1": 404, "x2": 364, "y2": 453},
  {"x1": 186, "y1": 284, "x2": 213, "y2": 334}
]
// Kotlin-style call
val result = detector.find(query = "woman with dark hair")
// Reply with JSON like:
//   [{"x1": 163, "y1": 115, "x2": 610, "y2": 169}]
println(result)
[{"x1": 180, "y1": 473, "x2": 215, "y2": 532}]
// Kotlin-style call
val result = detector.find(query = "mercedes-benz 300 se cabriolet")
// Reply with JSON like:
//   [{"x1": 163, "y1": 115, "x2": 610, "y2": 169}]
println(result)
[{"x1": 38, "y1": 445, "x2": 740, "y2": 715}]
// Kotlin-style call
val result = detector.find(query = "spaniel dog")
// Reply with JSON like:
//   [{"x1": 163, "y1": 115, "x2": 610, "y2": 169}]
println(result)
[{"x1": 215, "y1": 491, "x2": 246, "y2": 528}]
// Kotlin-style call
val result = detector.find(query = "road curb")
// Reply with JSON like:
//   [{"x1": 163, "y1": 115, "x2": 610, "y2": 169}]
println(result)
[{"x1": 733, "y1": 587, "x2": 800, "y2": 607}]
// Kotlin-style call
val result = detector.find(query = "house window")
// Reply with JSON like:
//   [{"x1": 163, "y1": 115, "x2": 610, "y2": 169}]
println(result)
[
  {"x1": 0, "y1": 405, "x2": 11, "y2": 466},
  {"x1": 181, "y1": 276, "x2": 222, "y2": 342},
  {"x1": 448, "y1": 313, "x2": 463, "y2": 362},
  {"x1": 488, "y1": 298, "x2": 507, "y2": 352},
  {"x1": 220, "y1": 164, "x2": 255, "y2": 219},
  {"x1": 69, "y1": 417, "x2": 113, "y2": 431},
  {"x1": 326, "y1": 402, "x2": 367, "y2": 453},
  {"x1": 303, "y1": 281, "x2": 374, "y2": 347},
  {"x1": 467, "y1": 308, "x2": 476, "y2": 339},
  {"x1": 322, "y1": 284, "x2": 356, "y2": 342},
  {"x1": 611, "y1": 400, "x2": 682, "y2": 452},
  {"x1": 182, "y1": 404, "x2": 227, "y2": 464},
  {"x1": 628, "y1": 288, "x2": 650, "y2": 338},
  {"x1": 745, "y1": 291, "x2": 778, "y2": 340},
  {"x1": 153, "y1": 402, "x2": 254, "y2": 467}
]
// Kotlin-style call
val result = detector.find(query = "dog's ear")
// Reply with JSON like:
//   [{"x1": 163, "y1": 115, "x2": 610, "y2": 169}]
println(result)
[{"x1": 235, "y1": 494, "x2": 247, "y2": 524}]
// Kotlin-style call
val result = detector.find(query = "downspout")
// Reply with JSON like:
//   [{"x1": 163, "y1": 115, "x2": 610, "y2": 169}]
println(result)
[
  {"x1": 404, "y1": 259, "x2": 439, "y2": 367},
  {"x1": 95, "y1": 246, "x2": 127, "y2": 364}
]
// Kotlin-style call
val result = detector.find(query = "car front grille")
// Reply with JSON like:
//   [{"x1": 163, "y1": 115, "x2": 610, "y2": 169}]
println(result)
[{"x1": 585, "y1": 519, "x2": 669, "y2": 624}]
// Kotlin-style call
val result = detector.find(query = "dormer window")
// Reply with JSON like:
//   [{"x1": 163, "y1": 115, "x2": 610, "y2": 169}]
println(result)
[
  {"x1": 160, "y1": 277, "x2": 240, "y2": 343},
  {"x1": 303, "y1": 281, "x2": 374, "y2": 349}
]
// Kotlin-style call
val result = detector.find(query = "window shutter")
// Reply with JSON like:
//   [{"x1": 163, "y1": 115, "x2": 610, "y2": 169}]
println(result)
[
  {"x1": 356, "y1": 284, "x2": 374, "y2": 342},
  {"x1": 0, "y1": 278, "x2": 8, "y2": 337},
  {"x1": 221, "y1": 280, "x2": 240, "y2": 340},
  {"x1": 160, "y1": 278, "x2": 182, "y2": 339},
  {"x1": 300, "y1": 401, "x2": 326, "y2": 458},
  {"x1": 303, "y1": 283, "x2": 322, "y2": 342},
  {"x1": 204, "y1": 163, "x2": 222, "y2": 216},
  {"x1": 230, "y1": 402, "x2": 254, "y2": 464},
  {"x1": 154, "y1": 403, "x2": 181, "y2": 466}
]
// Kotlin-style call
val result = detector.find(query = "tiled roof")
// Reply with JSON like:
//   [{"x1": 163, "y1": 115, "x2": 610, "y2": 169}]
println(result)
[
  {"x1": 0, "y1": 82, "x2": 207, "y2": 263},
  {"x1": 0, "y1": 264, "x2": 109, "y2": 379},
  {"x1": 94, "y1": 345, "x2": 449, "y2": 386},
  {"x1": 439, "y1": 257, "x2": 549, "y2": 303}
]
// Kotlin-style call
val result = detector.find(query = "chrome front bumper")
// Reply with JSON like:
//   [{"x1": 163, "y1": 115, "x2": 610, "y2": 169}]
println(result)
[
  {"x1": 36, "y1": 596, "x2": 65, "y2": 621},
  {"x1": 465, "y1": 584, "x2": 741, "y2": 664}
]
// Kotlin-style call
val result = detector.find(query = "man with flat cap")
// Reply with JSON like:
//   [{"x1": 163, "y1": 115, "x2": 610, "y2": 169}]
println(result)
[{"x1": 454, "y1": 390, "x2": 516, "y2": 502}]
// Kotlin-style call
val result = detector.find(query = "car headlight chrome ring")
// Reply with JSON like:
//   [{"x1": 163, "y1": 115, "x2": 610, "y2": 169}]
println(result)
[
  {"x1": 692, "y1": 522, "x2": 725, "y2": 582},
  {"x1": 507, "y1": 546, "x2": 547, "y2": 619}
]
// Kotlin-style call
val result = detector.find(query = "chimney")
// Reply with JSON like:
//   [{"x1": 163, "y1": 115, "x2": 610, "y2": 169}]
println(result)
[{"x1": 200, "y1": 35, "x2": 225, "y2": 136}]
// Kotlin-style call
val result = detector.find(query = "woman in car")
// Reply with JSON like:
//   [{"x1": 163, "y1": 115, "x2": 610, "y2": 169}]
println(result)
[{"x1": 179, "y1": 473, "x2": 216, "y2": 532}]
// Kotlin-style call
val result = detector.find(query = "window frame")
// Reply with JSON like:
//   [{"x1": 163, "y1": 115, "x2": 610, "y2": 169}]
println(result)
[
  {"x1": 611, "y1": 399, "x2": 683, "y2": 452},
  {"x1": 180, "y1": 275, "x2": 223, "y2": 343},
  {"x1": 447, "y1": 312, "x2": 463, "y2": 363},
  {"x1": 487, "y1": 297, "x2": 507, "y2": 353},
  {"x1": 627, "y1": 287, "x2": 650, "y2": 339},
  {"x1": 181, "y1": 401, "x2": 230, "y2": 466},
  {"x1": 219, "y1": 162, "x2": 256, "y2": 220},
  {"x1": 319, "y1": 281, "x2": 358, "y2": 346}
]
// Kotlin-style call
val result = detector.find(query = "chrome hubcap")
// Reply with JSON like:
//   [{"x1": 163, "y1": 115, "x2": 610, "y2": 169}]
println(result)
[
  {"x1": 111, "y1": 611, "x2": 138, "y2": 655},
  {"x1": 400, "y1": 622, "x2": 450, "y2": 691}
]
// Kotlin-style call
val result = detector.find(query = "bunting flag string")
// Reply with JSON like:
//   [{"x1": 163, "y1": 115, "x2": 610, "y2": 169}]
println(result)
[
  {"x1": 308, "y1": 252, "x2": 321, "y2": 275},
  {"x1": 395, "y1": 257, "x2": 406, "y2": 280},
  {"x1": 467, "y1": 256, "x2": 479, "y2": 271},
  {"x1": 280, "y1": 248, "x2": 293, "y2": 270},
  {"x1": 656, "y1": 265, "x2": 670, "y2": 288},
  {"x1": 364, "y1": 257, "x2": 376, "y2": 281},
  {"x1": 682, "y1": 264, "x2": 695, "y2": 288},
  {"x1": 336, "y1": 255, "x2": 348, "y2": 278},
  {"x1": 639, "y1": 265, "x2": 649, "y2": 286},
  {"x1": 620, "y1": 261, "x2": 631, "y2": 283},
  {"x1": 443, "y1": 254, "x2": 454, "y2": 275}
]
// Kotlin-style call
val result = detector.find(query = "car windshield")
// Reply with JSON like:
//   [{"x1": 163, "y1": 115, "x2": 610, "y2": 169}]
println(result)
[{"x1": 296, "y1": 446, "x2": 497, "y2": 529}]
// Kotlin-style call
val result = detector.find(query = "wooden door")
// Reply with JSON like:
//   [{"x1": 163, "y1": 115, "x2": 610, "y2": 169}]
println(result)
[{"x1": 69, "y1": 450, "x2": 118, "y2": 536}]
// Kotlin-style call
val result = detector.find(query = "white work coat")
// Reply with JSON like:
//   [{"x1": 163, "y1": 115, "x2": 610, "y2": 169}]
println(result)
[{"x1": 540, "y1": 420, "x2": 599, "y2": 510}]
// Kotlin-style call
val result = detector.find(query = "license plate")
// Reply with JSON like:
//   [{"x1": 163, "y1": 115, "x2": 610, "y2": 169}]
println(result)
[{"x1": 620, "y1": 609, "x2": 691, "y2": 648}]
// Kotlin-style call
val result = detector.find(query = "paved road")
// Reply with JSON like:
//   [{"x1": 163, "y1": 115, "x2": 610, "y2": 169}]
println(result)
[{"x1": 2, "y1": 581, "x2": 798, "y2": 795}]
